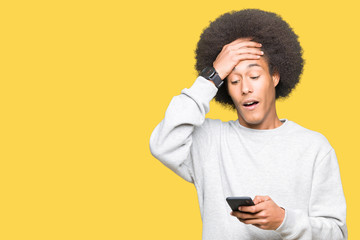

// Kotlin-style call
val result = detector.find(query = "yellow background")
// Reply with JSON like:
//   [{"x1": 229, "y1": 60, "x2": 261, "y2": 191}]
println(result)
[{"x1": 0, "y1": 0, "x2": 359, "y2": 239}]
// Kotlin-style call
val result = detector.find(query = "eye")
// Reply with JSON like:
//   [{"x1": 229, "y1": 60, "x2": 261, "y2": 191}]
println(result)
[
  {"x1": 250, "y1": 76, "x2": 260, "y2": 80},
  {"x1": 231, "y1": 80, "x2": 240, "y2": 84}
]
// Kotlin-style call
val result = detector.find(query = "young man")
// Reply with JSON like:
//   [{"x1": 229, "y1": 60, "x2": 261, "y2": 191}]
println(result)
[{"x1": 149, "y1": 9, "x2": 347, "y2": 239}]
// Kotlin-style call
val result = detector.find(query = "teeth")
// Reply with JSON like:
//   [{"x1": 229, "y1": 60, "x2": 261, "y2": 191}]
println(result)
[{"x1": 245, "y1": 101, "x2": 255, "y2": 106}]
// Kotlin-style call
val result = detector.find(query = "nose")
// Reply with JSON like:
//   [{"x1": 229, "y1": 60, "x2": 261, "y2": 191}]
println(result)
[{"x1": 241, "y1": 78, "x2": 253, "y2": 94}]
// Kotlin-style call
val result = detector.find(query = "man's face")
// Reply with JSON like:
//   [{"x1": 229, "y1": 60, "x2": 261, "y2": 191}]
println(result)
[{"x1": 227, "y1": 57, "x2": 280, "y2": 129}]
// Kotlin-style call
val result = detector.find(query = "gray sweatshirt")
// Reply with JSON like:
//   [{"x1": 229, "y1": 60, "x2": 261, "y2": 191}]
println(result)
[{"x1": 149, "y1": 76, "x2": 347, "y2": 240}]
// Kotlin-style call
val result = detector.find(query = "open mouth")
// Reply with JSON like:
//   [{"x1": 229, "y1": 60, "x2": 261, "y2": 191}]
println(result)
[
  {"x1": 243, "y1": 101, "x2": 259, "y2": 107},
  {"x1": 243, "y1": 101, "x2": 259, "y2": 110}
]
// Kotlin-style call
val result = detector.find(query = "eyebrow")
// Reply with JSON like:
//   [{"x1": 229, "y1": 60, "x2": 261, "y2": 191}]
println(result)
[
  {"x1": 247, "y1": 63, "x2": 262, "y2": 69},
  {"x1": 232, "y1": 63, "x2": 262, "y2": 72}
]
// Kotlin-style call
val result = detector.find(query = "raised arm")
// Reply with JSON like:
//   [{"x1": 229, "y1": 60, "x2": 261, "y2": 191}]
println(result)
[
  {"x1": 149, "y1": 38, "x2": 264, "y2": 183},
  {"x1": 149, "y1": 76, "x2": 218, "y2": 183}
]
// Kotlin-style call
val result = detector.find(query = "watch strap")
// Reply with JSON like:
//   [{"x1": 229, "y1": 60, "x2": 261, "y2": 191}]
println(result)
[{"x1": 200, "y1": 67, "x2": 224, "y2": 88}]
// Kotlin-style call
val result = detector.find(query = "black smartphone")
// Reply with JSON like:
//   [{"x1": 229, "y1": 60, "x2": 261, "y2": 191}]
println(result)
[{"x1": 226, "y1": 196, "x2": 255, "y2": 211}]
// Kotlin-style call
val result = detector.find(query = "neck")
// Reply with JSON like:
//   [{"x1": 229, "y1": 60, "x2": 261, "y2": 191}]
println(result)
[
  {"x1": 238, "y1": 117, "x2": 283, "y2": 130},
  {"x1": 237, "y1": 105, "x2": 283, "y2": 130}
]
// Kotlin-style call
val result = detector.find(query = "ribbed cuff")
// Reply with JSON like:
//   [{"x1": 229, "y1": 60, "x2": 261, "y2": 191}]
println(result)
[{"x1": 274, "y1": 208, "x2": 309, "y2": 239}]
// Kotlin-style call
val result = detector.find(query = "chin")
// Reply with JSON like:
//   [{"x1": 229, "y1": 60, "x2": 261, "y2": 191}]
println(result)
[
  {"x1": 245, "y1": 119, "x2": 263, "y2": 126},
  {"x1": 241, "y1": 114, "x2": 264, "y2": 126}
]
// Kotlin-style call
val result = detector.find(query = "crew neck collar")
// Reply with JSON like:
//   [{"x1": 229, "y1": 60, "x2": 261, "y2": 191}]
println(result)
[{"x1": 235, "y1": 118, "x2": 289, "y2": 134}]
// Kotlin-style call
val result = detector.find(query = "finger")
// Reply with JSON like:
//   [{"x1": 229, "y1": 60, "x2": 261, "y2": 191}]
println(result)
[
  {"x1": 228, "y1": 37, "x2": 254, "y2": 46},
  {"x1": 240, "y1": 218, "x2": 266, "y2": 225},
  {"x1": 253, "y1": 224, "x2": 262, "y2": 229},
  {"x1": 253, "y1": 195, "x2": 264, "y2": 205},
  {"x1": 264, "y1": 196, "x2": 271, "y2": 201},
  {"x1": 232, "y1": 211, "x2": 260, "y2": 220},
  {"x1": 253, "y1": 195, "x2": 271, "y2": 205},
  {"x1": 253, "y1": 196, "x2": 261, "y2": 205},
  {"x1": 232, "y1": 41, "x2": 262, "y2": 49},
  {"x1": 234, "y1": 47, "x2": 264, "y2": 56},
  {"x1": 239, "y1": 204, "x2": 263, "y2": 213},
  {"x1": 243, "y1": 199, "x2": 272, "y2": 215},
  {"x1": 234, "y1": 54, "x2": 262, "y2": 62}
]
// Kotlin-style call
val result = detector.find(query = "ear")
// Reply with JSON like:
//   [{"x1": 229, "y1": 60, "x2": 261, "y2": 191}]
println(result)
[{"x1": 272, "y1": 70, "x2": 280, "y2": 87}]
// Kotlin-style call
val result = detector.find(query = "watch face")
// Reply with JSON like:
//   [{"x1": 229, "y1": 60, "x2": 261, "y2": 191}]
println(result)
[
  {"x1": 204, "y1": 67, "x2": 212, "y2": 75},
  {"x1": 200, "y1": 67, "x2": 223, "y2": 88},
  {"x1": 202, "y1": 67, "x2": 215, "y2": 78}
]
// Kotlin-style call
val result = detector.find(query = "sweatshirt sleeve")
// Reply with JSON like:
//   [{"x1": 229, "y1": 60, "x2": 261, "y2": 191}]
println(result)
[
  {"x1": 149, "y1": 76, "x2": 218, "y2": 183},
  {"x1": 274, "y1": 148, "x2": 348, "y2": 239}
]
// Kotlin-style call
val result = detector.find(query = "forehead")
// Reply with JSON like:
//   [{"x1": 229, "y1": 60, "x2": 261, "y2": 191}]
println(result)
[{"x1": 232, "y1": 57, "x2": 269, "y2": 74}]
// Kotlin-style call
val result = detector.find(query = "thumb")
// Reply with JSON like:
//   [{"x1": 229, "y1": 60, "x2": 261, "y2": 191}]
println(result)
[{"x1": 253, "y1": 195, "x2": 271, "y2": 205}]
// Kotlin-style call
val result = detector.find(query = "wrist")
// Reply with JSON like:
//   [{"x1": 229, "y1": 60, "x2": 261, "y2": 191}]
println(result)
[
  {"x1": 277, "y1": 207, "x2": 285, "y2": 228},
  {"x1": 212, "y1": 64, "x2": 226, "y2": 80},
  {"x1": 199, "y1": 66, "x2": 223, "y2": 88}
]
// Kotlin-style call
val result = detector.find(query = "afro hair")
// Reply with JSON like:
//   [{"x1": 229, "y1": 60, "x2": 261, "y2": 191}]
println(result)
[{"x1": 195, "y1": 9, "x2": 304, "y2": 110}]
